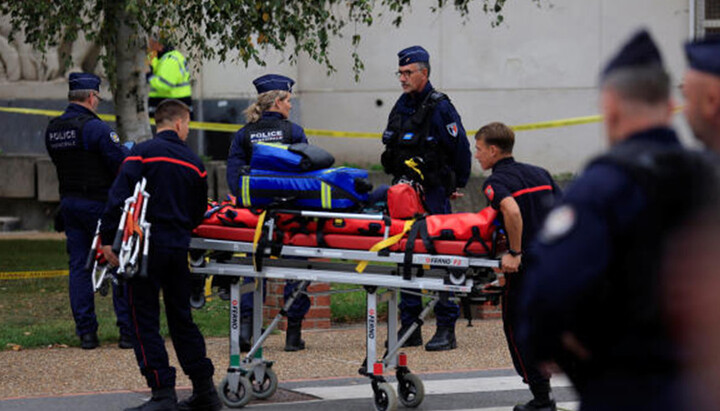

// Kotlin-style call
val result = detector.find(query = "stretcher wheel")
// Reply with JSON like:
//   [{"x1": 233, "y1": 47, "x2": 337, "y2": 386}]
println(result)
[
  {"x1": 189, "y1": 293, "x2": 205, "y2": 309},
  {"x1": 448, "y1": 268, "x2": 466, "y2": 285},
  {"x1": 373, "y1": 382, "x2": 398, "y2": 411},
  {"x1": 397, "y1": 373, "x2": 424, "y2": 408},
  {"x1": 98, "y1": 279, "x2": 110, "y2": 297},
  {"x1": 249, "y1": 368, "x2": 278, "y2": 399},
  {"x1": 189, "y1": 251, "x2": 206, "y2": 267},
  {"x1": 219, "y1": 375, "x2": 252, "y2": 408}
]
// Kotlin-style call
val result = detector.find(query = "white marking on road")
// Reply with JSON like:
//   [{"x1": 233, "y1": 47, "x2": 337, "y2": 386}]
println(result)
[
  {"x1": 294, "y1": 375, "x2": 572, "y2": 401},
  {"x1": 432, "y1": 403, "x2": 579, "y2": 411}
]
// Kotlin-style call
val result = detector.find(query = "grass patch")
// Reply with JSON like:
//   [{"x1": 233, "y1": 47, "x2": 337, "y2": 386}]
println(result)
[
  {"x1": 0, "y1": 239, "x2": 385, "y2": 350},
  {"x1": 0, "y1": 240, "x2": 67, "y2": 271},
  {"x1": 330, "y1": 283, "x2": 389, "y2": 323}
]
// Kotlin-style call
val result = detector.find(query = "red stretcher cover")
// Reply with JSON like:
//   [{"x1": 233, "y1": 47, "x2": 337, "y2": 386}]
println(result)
[{"x1": 192, "y1": 201, "x2": 503, "y2": 257}]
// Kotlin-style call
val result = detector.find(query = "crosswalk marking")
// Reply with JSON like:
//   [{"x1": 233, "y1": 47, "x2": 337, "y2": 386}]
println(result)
[
  {"x1": 294, "y1": 375, "x2": 573, "y2": 401},
  {"x1": 432, "y1": 403, "x2": 579, "y2": 411}
]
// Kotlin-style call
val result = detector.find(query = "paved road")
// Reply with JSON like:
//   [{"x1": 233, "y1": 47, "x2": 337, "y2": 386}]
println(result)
[{"x1": 0, "y1": 368, "x2": 578, "y2": 410}]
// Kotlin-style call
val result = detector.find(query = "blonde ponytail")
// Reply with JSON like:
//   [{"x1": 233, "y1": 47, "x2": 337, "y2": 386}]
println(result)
[{"x1": 243, "y1": 90, "x2": 290, "y2": 123}]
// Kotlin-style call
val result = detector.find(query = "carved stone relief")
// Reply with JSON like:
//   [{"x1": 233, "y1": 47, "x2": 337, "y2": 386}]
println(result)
[{"x1": 0, "y1": 15, "x2": 103, "y2": 82}]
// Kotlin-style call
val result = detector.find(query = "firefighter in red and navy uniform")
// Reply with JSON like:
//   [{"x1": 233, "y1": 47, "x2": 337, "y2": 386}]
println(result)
[
  {"x1": 475, "y1": 122, "x2": 562, "y2": 411},
  {"x1": 101, "y1": 100, "x2": 220, "y2": 411}
]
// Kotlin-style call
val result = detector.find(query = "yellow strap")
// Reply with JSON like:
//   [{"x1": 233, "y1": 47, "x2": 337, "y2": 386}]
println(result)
[
  {"x1": 204, "y1": 275, "x2": 213, "y2": 297},
  {"x1": 356, "y1": 219, "x2": 415, "y2": 273},
  {"x1": 252, "y1": 210, "x2": 267, "y2": 272},
  {"x1": 241, "y1": 176, "x2": 251, "y2": 207},
  {"x1": 404, "y1": 158, "x2": 424, "y2": 181},
  {"x1": 257, "y1": 141, "x2": 289, "y2": 150},
  {"x1": 321, "y1": 182, "x2": 332, "y2": 209}
]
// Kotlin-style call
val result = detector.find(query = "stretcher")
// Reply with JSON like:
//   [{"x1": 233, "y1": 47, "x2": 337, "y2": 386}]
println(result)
[
  {"x1": 88, "y1": 178, "x2": 151, "y2": 295},
  {"x1": 189, "y1": 206, "x2": 505, "y2": 411}
]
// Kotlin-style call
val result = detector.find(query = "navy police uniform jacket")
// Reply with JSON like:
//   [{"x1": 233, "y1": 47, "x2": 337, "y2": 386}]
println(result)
[
  {"x1": 226, "y1": 111, "x2": 307, "y2": 196},
  {"x1": 384, "y1": 82, "x2": 471, "y2": 191},
  {"x1": 45, "y1": 103, "x2": 128, "y2": 201},
  {"x1": 519, "y1": 128, "x2": 694, "y2": 408},
  {"x1": 482, "y1": 157, "x2": 562, "y2": 252},
  {"x1": 100, "y1": 130, "x2": 208, "y2": 249}
]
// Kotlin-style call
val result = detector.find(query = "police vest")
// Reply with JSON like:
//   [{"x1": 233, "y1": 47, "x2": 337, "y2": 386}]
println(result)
[
  {"x1": 241, "y1": 117, "x2": 293, "y2": 164},
  {"x1": 568, "y1": 142, "x2": 720, "y2": 385},
  {"x1": 45, "y1": 114, "x2": 115, "y2": 201},
  {"x1": 381, "y1": 91, "x2": 452, "y2": 190}
]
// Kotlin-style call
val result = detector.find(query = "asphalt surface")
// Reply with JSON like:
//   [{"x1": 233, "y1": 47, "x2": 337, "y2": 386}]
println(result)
[{"x1": 0, "y1": 369, "x2": 579, "y2": 411}]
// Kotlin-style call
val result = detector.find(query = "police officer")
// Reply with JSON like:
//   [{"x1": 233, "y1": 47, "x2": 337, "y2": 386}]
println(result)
[
  {"x1": 475, "y1": 122, "x2": 561, "y2": 411},
  {"x1": 518, "y1": 30, "x2": 718, "y2": 410},
  {"x1": 147, "y1": 37, "x2": 192, "y2": 116},
  {"x1": 101, "y1": 100, "x2": 219, "y2": 411},
  {"x1": 45, "y1": 72, "x2": 132, "y2": 350},
  {"x1": 381, "y1": 46, "x2": 472, "y2": 351},
  {"x1": 226, "y1": 74, "x2": 310, "y2": 352},
  {"x1": 683, "y1": 35, "x2": 720, "y2": 152}
]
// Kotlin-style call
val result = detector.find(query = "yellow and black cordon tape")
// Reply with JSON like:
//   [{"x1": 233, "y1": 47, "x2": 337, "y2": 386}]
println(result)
[
  {"x1": 3, "y1": 104, "x2": 682, "y2": 138},
  {"x1": 0, "y1": 269, "x2": 69, "y2": 280}
]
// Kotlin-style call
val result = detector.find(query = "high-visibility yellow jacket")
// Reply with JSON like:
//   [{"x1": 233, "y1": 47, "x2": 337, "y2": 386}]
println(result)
[{"x1": 148, "y1": 50, "x2": 191, "y2": 99}]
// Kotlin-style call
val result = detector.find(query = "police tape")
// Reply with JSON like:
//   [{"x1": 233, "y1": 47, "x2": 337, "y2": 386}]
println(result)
[
  {"x1": 0, "y1": 269, "x2": 69, "y2": 280},
  {"x1": 0, "y1": 104, "x2": 684, "y2": 139}
]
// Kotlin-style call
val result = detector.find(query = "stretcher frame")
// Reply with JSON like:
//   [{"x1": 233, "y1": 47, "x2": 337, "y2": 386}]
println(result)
[{"x1": 189, "y1": 210, "x2": 501, "y2": 410}]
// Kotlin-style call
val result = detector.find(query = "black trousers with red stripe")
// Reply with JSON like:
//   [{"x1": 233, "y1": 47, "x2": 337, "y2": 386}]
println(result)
[
  {"x1": 127, "y1": 244, "x2": 214, "y2": 389},
  {"x1": 503, "y1": 269, "x2": 551, "y2": 396}
]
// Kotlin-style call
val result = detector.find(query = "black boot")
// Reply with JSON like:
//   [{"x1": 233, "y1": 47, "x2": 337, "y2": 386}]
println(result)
[
  {"x1": 178, "y1": 378, "x2": 222, "y2": 411},
  {"x1": 284, "y1": 318, "x2": 306, "y2": 352},
  {"x1": 513, "y1": 399, "x2": 556, "y2": 411},
  {"x1": 384, "y1": 324, "x2": 422, "y2": 348},
  {"x1": 398, "y1": 324, "x2": 423, "y2": 347},
  {"x1": 424, "y1": 325, "x2": 457, "y2": 351},
  {"x1": 124, "y1": 387, "x2": 178, "y2": 411},
  {"x1": 514, "y1": 381, "x2": 556, "y2": 411},
  {"x1": 240, "y1": 316, "x2": 252, "y2": 352},
  {"x1": 119, "y1": 333, "x2": 134, "y2": 349},
  {"x1": 80, "y1": 332, "x2": 99, "y2": 349}
]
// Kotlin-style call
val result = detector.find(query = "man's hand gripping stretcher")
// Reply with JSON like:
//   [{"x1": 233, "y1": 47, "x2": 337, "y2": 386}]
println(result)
[{"x1": 86, "y1": 178, "x2": 152, "y2": 294}]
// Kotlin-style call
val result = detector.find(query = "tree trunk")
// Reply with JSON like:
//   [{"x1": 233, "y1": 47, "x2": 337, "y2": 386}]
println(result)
[{"x1": 113, "y1": 8, "x2": 151, "y2": 143}]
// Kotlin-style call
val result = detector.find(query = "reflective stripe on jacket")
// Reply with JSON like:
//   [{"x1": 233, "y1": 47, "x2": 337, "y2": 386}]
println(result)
[{"x1": 149, "y1": 50, "x2": 191, "y2": 99}]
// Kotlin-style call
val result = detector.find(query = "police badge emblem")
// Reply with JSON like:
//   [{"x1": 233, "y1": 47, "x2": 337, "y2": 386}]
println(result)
[
  {"x1": 110, "y1": 131, "x2": 120, "y2": 143},
  {"x1": 540, "y1": 205, "x2": 576, "y2": 244},
  {"x1": 446, "y1": 122, "x2": 458, "y2": 137}
]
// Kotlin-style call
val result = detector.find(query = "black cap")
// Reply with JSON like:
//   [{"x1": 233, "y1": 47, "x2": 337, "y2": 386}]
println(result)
[
  {"x1": 685, "y1": 35, "x2": 720, "y2": 77},
  {"x1": 602, "y1": 29, "x2": 664, "y2": 79}
]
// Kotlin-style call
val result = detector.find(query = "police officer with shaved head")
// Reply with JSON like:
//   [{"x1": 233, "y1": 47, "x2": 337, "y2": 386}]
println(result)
[
  {"x1": 518, "y1": 29, "x2": 720, "y2": 410},
  {"x1": 683, "y1": 35, "x2": 720, "y2": 152},
  {"x1": 381, "y1": 46, "x2": 472, "y2": 351},
  {"x1": 226, "y1": 74, "x2": 311, "y2": 353},
  {"x1": 45, "y1": 72, "x2": 132, "y2": 350}
]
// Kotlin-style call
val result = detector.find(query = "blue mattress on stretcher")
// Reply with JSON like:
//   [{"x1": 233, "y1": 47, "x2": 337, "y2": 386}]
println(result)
[{"x1": 236, "y1": 167, "x2": 370, "y2": 210}]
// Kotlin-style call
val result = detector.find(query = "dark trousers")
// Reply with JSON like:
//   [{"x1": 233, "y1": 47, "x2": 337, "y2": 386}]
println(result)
[
  {"x1": 61, "y1": 197, "x2": 131, "y2": 337},
  {"x1": 503, "y1": 270, "x2": 550, "y2": 391},
  {"x1": 400, "y1": 185, "x2": 459, "y2": 328},
  {"x1": 240, "y1": 277, "x2": 310, "y2": 321},
  {"x1": 127, "y1": 245, "x2": 214, "y2": 389}
]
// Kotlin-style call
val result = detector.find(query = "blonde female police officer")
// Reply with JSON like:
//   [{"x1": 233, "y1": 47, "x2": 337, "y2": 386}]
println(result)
[{"x1": 226, "y1": 74, "x2": 311, "y2": 352}]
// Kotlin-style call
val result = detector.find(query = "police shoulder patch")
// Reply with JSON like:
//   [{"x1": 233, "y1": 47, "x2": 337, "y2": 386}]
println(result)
[
  {"x1": 484, "y1": 184, "x2": 495, "y2": 202},
  {"x1": 110, "y1": 131, "x2": 120, "y2": 144},
  {"x1": 446, "y1": 122, "x2": 458, "y2": 138},
  {"x1": 540, "y1": 205, "x2": 576, "y2": 244}
]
